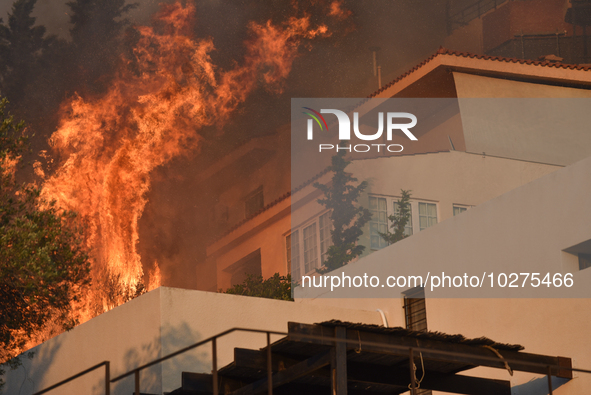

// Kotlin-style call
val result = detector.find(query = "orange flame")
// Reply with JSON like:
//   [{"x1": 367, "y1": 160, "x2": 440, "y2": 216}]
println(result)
[
  {"x1": 328, "y1": 0, "x2": 352, "y2": 20},
  {"x1": 41, "y1": 1, "x2": 337, "y2": 318}
]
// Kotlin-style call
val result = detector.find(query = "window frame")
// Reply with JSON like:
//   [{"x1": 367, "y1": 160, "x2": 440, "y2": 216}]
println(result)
[
  {"x1": 286, "y1": 210, "x2": 333, "y2": 281},
  {"x1": 244, "y1": 186, "x2": 264, "y2": 218},
  {"x1": 452, "y1": 204, "x2": 470, "y2": 216},
  {"x1": 368, "y1": 194, "x2": 439, "y2": 250}
]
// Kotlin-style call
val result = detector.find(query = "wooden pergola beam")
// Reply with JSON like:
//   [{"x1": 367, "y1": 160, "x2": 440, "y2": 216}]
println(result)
[
  {"x1": 287, "y1": 322, "x2": 572, "y2": 379},
  {"x1": 228, "y1": 349, "x2": 332, "y2": 395},
  {"x1": 233, "y1": 349, "x2": 511, "y2": 395}
]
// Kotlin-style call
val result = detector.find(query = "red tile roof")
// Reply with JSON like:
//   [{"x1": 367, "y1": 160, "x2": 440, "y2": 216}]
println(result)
[{"x1": 368, "y1": 47, "x2": 591, "y2": 98}]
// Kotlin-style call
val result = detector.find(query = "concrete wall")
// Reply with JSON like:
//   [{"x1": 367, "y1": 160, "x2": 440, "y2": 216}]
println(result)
[
  {"x1": 4, "y1": 288, "x2": 164, "y2": 395},
  {"x1": 4, "y1": 287, "x2": 382, "y2": 395}
]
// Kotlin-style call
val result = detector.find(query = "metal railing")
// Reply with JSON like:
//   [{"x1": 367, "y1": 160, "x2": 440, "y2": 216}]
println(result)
[
  {"x1": 448, "y1": 0, "x2": 509, "y2": 32},
  {"x1": 32, "y1": 361, "x2": 110, "y2": 395},
  {"x1": 110, "y1": 327, "x2": 286, "y2": 395},
  {"x1": 31, "y1": 325, "x2": 591, "y2": 395}
]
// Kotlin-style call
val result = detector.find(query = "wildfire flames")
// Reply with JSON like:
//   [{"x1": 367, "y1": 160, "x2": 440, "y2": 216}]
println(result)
[{"x1": 39, "y1": 1, "x2": 339, "y2": 320}]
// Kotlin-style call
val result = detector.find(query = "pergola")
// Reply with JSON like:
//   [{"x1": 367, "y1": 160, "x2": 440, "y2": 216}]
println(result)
[{"x1": 170, "y1": 320, "x2": 572, "y2": 395}]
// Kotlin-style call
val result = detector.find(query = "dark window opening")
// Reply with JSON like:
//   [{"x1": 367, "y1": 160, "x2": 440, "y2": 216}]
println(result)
[
  {"x1": 230, "y1": 249, "x2": 262, "y2": 287},
  {"x1": 403, "y1": 286, "x2": 428, "y2": 332},
  {"x1": 245, "y1": 186, "x2": 264, "y2": 218},
  {"x1": 579, "y1": 253, "x2": 591, "y2": 270}
]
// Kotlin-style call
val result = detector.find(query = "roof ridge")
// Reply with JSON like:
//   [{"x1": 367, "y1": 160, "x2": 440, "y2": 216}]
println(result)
[{"x1": 368, "y1": 47, "x2": 591, "y2": 98}]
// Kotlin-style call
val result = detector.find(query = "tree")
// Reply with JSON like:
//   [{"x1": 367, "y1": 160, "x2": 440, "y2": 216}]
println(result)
[
  {"x1": 224, "y1": 273, "x2": 293, "y2": 301},
  {"x1": 0, "y1": 98, "x2": 91, "y2": 387},
  {"x1": 0, "y1": 0, "x2": 52, "y2": 103},
  {"x1": 314, "y1": 151, "x2": 371, "y2": 273},
  {"x1": 66, "y1": 0, "x2": 138, "y2": 93},
  {"x1": 379, "y1": 189, "x2": 412, "y2": 245}
]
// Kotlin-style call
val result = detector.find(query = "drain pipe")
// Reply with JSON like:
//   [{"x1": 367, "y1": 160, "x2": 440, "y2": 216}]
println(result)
[{"x1": 376, "y1": 309, "x2": 389, "y2": 328}]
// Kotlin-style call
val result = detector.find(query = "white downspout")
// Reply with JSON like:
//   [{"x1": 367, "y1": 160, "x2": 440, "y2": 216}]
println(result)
[{"x1": 376, "y1": 309, "x2": 389, "y2": 328}]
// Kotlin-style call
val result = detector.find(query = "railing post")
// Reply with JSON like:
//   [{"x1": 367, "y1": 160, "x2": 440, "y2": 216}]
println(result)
[
  {"x1": 409, "y1": 348, "x2": 416, "y2": 395},
  {"x1": 105, "y1": 362, "x2": 110, "y2": 395},
  {"x1": 134, "y1": 369, "x2": 140, "y2": 395},
  {"x1": 212, "y1": 337, "x2": 219, "y2": 395},
  {"x1": 267, "y1": 332, "x2": 273, "y2": 395}
]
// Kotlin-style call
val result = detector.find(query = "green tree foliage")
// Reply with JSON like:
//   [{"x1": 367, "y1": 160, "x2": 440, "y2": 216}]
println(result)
[
  {"x1": 314, "y1": 151, "x2": 371, "y2": 273},
  {"x1": 379, "y1": 189, "x2": 412, "y2": 245},
  {"x1": 224, "y1": 273, "x2": 293, "y2": 301},
  {"x1": 0, "y1": 98, "x2": 91, "y2": 385}
]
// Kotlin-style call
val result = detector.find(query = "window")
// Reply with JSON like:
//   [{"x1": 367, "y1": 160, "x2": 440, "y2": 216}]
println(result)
[
  {"x1": 579, "y1": 253, "x2": 591, "y2": 270},
  {"x1": 369, "y1": 196, "x2": 388, "y2": 249},
  {"x1": 369, "y1": 195, "x2": 437, "y2": 249},
  {"x1": 244, "y1": 186, "x2": 264, "y2": 218},
  {"x1": 303, "y1": 223, "x2": 318, "y2": 273},
  {"x1": 287, "y1": 231, "x2": 301, "y2": 281},
  {"x1": 228, "y1": 249, "x2": 262, "y2": 287},
  {"x1": 319, "y1": 212, "x2": 332, "y2": 264},
  {"x1": 418, "y1": 202, "x2": 437, "y2": 231},
  {"x1": 453, "y1": 205, "x2": 468, "y2": 216},
  {"x1": 403, "y1": 286, "x2": 427, "y2": 332},
  {"x1": 287, "y1": 212, "x2": 332, "y2": 281}
]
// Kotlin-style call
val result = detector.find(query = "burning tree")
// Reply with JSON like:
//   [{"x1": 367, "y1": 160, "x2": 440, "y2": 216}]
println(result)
[
  {"x1": 37, "y1": 1, "x2": 346, "y2": 318},
  {"x1": 0, "y1": 98, "x2": 91, "y2": 385}
]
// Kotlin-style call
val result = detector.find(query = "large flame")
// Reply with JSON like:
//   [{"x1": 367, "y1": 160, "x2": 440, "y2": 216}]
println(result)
[{"x1": 40, "y1": 1, "x2": 335, "y2": 317}]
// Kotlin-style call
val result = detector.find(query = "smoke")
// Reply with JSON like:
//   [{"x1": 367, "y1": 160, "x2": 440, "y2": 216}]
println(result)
[{"x1": 1, "y1": 0, "x2": 452, "y2": 295}]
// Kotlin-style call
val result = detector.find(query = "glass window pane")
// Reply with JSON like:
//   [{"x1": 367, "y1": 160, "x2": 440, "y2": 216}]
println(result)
[
  {"x1": 453, "y1": 206, "x2": 467, "y2": 216},
  {"x1": 303, "y1": 223, "x2": 318, "y2": 273},
  {"x1": 290, "y1": 230, "x2": 300, "y2": 281},
  {"x1": 370, "y1": 196, "x2": 388, "y2": 249},
  {"x1": 419, "y1": 202, "x2": 437, "y2": 231},
  {"x1": 369, "y1": 196, "x2": 377, "y2": 210},
  {"x1": 319, "y1": 212, "x2": 332, "y2": 264}
]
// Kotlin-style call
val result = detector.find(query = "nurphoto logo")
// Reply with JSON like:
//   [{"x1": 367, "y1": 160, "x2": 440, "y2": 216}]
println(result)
[{"x1": 303, "y1": 107, "x2": 418, "y2": 153}]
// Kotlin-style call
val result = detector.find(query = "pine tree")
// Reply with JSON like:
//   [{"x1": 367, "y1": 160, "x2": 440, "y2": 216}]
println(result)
[
  {"x1": 314, "y1": 151, "x2": 371, "y2": 273},
  {"x1": 379, "y1": 189, "x2": 412, "y2": 245},
  {"x1": 0, "y1": 0, "x2": 50, "y2": 103},
  {"x1": 66, "y1": 0, "x2": 138, "y2": 92}
]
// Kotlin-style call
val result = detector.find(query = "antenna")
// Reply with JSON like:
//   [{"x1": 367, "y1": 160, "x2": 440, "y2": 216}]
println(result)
[{"x1": 369, "y1": 46, "x2": 382, "y2": 89}]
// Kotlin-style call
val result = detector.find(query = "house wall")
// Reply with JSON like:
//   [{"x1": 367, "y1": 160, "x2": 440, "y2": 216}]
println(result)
[
  {"x1": 454, "y1": 72, "x2": 591, "y2": 166},
  {"x1": 427, "y1": 297, "x2": 591, "y2": 393},
  {"x1": 295, "y1": 154, "x2": 591, "y2": 392},
  {"x1": 4, "y1": 287, "x2": 383, "y2": 395},
  {"x1": 212, "y1": 199, "x2": 292, "y2": 290},
  {"x1": 351, "y1": 150, "x2": 560, "y2": 237},
  {"x1": 211, "y1": 150, "x2": 560, "y2": 291},
  {"x1": 4, "y1": 289, "x2": 164, "y2": 395}
]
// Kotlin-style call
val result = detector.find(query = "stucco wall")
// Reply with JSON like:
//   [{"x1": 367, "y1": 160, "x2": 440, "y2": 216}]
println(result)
[
  {"x1": 4, "y1": 287, "x2": 382, "y2": 395},
  {"x1": 4, "y1": 288, "x2": 164, "y2": 395},
  {"x1": 454, "y1": 72, "x2": 591, "y2": 166},
  {"x1": 295, "y1": 155, "x2": 591, "y2": 392}
]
